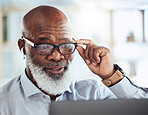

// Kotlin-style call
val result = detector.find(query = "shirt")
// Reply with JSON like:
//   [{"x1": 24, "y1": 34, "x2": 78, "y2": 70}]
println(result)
[
  {"x1": 109, "y1": 76, "x2": 148, "y2": 98},
  {"x1": 0, "y1": 71, "x2": 116, "y2": 115}
]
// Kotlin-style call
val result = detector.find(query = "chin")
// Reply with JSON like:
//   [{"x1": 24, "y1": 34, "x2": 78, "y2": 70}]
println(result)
[{"x1": 44, "y1": 68, "x2": 68, "y2": 80}]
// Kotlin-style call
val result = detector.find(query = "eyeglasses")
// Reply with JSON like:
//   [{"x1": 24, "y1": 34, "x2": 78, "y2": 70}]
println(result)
[{"x1": 22, "y1": 37, "x2": 78, "y2": 55}]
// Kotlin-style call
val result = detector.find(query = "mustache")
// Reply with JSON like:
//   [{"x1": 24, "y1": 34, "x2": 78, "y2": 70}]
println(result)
[{"x1": 42, "y1": 61, "x2": 69, "y2": 68}]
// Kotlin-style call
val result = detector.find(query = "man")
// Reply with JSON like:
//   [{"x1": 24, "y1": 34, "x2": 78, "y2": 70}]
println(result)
[
  {"x1": 0, "y1": 5, "x2": 116, "y2": 114},
  {"x1": 0, "y1": 5, "x2": 147, "y2": 114}
]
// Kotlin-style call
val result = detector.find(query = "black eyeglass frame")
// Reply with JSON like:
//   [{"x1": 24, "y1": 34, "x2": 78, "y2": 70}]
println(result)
[{"x1": 21, "y1": 37, "x2": 78, "y2": 55}]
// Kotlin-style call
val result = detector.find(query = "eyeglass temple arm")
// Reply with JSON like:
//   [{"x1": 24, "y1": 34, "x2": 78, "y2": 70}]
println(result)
[{"x1": 22, "y1": 37, "x2": 34, "y2": 47}]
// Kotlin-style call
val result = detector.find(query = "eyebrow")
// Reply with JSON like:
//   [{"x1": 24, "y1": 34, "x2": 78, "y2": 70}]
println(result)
[
  {"x1": 38, "y1": 37, "x2": 71, "y2": 41},
  {"x1": 39, "y1": 37, "x2": 50, "y2": 41},
  {"x1": 58, "y1": 38, "x2": 71, "y2": 41}
]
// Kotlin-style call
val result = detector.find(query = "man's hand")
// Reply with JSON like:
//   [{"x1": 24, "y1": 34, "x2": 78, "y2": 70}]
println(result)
[{"x1": 74, "y1": 39, "x2": 115, "y2": 80}]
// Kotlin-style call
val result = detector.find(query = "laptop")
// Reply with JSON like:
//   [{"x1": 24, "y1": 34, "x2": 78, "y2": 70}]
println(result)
[{"x1": 50, "y1": 99, "x2": 148, "y2": 115}]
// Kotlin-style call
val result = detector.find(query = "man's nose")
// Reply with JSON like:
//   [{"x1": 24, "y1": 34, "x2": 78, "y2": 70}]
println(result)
[{"x1": 46, "y1": 48, "x2": 64, "y2": 61}]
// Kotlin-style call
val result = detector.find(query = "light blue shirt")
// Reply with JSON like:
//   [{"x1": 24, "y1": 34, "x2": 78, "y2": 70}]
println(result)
[
  {"x1": 109, "y1": 77, "x2": 148, "y2": 99},
  {"x1": 0, "y1": 71, "x2": 116, "y2": 115}
]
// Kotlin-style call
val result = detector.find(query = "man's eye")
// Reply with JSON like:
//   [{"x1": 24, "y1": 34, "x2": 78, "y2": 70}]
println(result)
[
  {"x1": 41, "y1": 45, "x2": 49, "y2": 49},
  {"x1": 61, "y1": 44, "x2": 71, "y2": 49},
  {"x1": 38, "y1": 45, "x2": 52, "y2": 50}
]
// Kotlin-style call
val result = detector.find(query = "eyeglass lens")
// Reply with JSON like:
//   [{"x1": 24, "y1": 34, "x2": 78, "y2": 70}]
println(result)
[{"x1": 36, "y1": 43, "x2": 76, "y2": 55}]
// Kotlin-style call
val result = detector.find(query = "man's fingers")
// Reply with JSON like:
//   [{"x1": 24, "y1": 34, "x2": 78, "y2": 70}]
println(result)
[
  {"x1": 90, "y1": 46, "x2": 100, "y2": 65},
  {"x1": 76, "y1": 45, "x2": 85, "y2": 60},
  {"x1": 94, "y1": 48, "x2": 101, "y2": 63},
  {"x1": 74, "y1": 39, "x2": 109, "y2": 65},
  {"x1": 74, "y1": 39, "x2": 94, "y2": 45},
  {"x1": 88, "y1": 45, "x2": 97, "y2": 65},
  {"x1": 84, "y1": 45, "x2": 91, "y2": 61}
]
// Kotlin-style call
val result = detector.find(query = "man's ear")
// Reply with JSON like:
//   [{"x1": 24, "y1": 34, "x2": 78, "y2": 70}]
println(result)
[{"x1": 18, "y1": 39, "x2": 26, "y2": 55}]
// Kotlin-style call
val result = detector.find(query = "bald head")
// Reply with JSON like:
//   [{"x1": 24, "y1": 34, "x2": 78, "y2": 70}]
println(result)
[{"x1": 22, "y1": 5, "x2": 72, "y2": 38}]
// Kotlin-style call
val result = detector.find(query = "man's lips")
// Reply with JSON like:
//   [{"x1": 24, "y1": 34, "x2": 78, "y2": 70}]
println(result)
[{"x1": 43, "y1": 66, "x2": 65, "y2": 74}]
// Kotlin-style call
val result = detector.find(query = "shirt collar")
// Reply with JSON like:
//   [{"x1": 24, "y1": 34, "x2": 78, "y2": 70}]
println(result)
[
  {"x1": 65, "y1": 85, "x2": 72, "y2": 93},
  {"x1": 20, "y1": 69, "x2": 72, "y2": 97}
]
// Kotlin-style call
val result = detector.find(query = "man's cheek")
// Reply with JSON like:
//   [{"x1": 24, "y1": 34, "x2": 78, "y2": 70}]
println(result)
[{"x1": 32, "y1": 56, "x2": 44, "y2": 66}]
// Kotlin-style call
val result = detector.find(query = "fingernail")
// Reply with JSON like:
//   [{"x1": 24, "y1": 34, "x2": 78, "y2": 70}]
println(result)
[
  {"x1": 92, "y1": 62, "x2": 97, "y2": 66},
  {"x1": 72, "y1": 38, "x2": 76, "y2": 41},
  {"x1": 86, "y1": 59, "x2": 90, "y2": 64},
  {"x1": 96, "y1": 60, "x2": 100, "y2": 63}
]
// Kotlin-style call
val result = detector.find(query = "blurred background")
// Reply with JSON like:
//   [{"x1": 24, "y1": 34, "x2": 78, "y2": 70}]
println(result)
[{"x1": 0, "y1": 0, "x2": 148, "y2": 87}]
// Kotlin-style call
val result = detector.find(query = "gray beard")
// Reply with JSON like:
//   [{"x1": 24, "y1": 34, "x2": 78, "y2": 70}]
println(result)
[{"x1": 27, "y1": 56, "x2": 72, "y2": 95}]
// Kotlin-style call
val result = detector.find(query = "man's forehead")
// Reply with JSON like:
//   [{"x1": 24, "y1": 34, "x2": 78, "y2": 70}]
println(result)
[
  {"x1": 31, "y1": 21, "x2": 71, "y2": 32},
  {"x1": 29, "y1": 28, "x2": 72, "y2": 43},
  {"x1": 28, "y1": 23, "x2": 72, "y2": 38}
]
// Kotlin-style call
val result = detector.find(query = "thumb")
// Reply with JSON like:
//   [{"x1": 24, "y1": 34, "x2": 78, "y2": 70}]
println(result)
[{"x1": 76, "y1": 45, "x2": 85, "y2": 60}]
